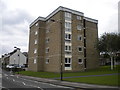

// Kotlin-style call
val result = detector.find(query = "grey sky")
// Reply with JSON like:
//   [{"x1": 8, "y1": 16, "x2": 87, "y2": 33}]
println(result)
[{"x1": 0, "y1": 0, "x2": 119, "y2": 57}]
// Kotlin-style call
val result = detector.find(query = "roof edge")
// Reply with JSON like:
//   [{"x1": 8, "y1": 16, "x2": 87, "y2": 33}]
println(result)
[
  {"x1": 30, "y1": 16, "x2": 45, "y2": 27},
  {"x1": 30, "y1": 6, "x2": 84, "y2": 27},
  {"x1": 30, "y1": 6, "x2": 98, "y2": 27},
  {"x1": 84, "y1": 17, "x2": 98, "y2": 23}
]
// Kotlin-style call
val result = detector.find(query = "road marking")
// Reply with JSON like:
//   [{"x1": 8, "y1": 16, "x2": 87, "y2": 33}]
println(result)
[
  {"x1": 37, "y1": 87, "x2": 41, "y2": 88},
  {"x1": 13, "y1": 79, "x2": 15, "y2": 82},
  {"x1": 10, "y1": 75, "x2": 14, "y2": 76},
  {"x1": 24, "y1": 84, "x2": 44, "y2": 90},
  {"x1": 22, "y1": 82, "x2": 26, "y2": 85}
]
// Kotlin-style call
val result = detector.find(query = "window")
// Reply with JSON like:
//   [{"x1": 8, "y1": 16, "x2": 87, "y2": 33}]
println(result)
[
  {"x1": 35, "y1": 23, "x2": 38, "y2": 26},
  {"x1": 77, "y1": 25, "x2": 82, "y2": 30},
  {"x1": 77, "y1": 16, "x2": 82, "y2": 20},
  {"x1": 46, "y1": 38, "x2": 50, "y2": 43},
  {"x1": 78, "y1": 35, "x2": 82, "y2": 41},
  {"x1": 34, "y1": 59, "x2": 37, "y2": 64},
  {"x1": 65, "y1": 58, "x2": 71, "y2": 64},
  {"x1": 65, "y1": 22, "x2": 71, "y2": 28},
  {"x1": 46, "y1": 47, "x2": 49, "y2": 53},
  {"x1": 34, "y1": 39, "x2": 37, "y2": 44},
  {"x1": 35, "y1": 31, "x2": 38, "y2": 35},
  {"x1": 65, "y1": 28, "x2": 71, "y2": 32},
  {"x1": 78, "y1": 47, "x2": 83, "y2": 52},
  {"x1": 34, "y1": 49, "x2": 37, "y2": 54},
  {"x1": 46, "y1": 58, "x2": 49, "y2": 64},
  {"x1": 78, "y1": 59, "x2": 83, "y2": 64},
  {"x1": 65, "y1": 12, "x2": 71, "y2": 18},
  {"x1": 65, "y1": 33, "x2": 71, "y2": 40},
  {"x1": 65, "y1": 45, "x2": 71, "y2": 52},
  {"x1": 65, "y1": 64, "x2": 70, "y2": 67}
]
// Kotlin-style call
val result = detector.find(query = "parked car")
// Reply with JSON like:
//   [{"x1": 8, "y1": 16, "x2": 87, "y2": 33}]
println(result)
[{"x1": 6, "y1": 64, "x2": 15, "y2": 69}]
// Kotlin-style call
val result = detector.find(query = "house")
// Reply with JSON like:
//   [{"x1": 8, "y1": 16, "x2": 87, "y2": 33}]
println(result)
[
  {"x1": 28, "y1": 6, "x2": 99, "y2": 72},
  {"x1": 2, "y1": 48, "x2": 27, "y2": 67}
]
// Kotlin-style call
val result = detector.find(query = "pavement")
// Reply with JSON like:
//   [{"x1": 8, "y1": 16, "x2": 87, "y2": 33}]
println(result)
[{"x1": 17, "y1": 74, "x2": 120, "y2": 90}]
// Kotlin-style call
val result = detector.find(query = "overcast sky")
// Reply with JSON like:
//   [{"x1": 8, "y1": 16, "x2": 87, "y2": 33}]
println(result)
[{"x1": 0, "y1": 0, "x2": 119, "y2": 57}]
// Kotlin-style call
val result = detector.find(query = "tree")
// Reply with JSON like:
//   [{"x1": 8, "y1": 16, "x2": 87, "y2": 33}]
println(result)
[{"x1": 97, "y1": 33, "x2": 120, "y2": 69}]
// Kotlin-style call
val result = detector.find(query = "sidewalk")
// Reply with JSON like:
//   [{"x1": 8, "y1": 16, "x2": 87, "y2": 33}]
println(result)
[{"x1": 18, "y1": 75, "x2": 119, "y2": 89}]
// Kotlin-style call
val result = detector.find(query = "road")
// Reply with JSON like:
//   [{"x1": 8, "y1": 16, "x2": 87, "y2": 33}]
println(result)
[{"x1": 2, "y1": 70, "x2": 75, "y2": 90}]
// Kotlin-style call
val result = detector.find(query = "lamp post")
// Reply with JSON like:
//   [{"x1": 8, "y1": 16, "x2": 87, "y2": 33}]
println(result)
[
  {"x1": 14, "y1": 47, "x2": 20, "y2": 74},
  {"x1": 50, "y1": 18, "x2": 63, "y2": 81}
]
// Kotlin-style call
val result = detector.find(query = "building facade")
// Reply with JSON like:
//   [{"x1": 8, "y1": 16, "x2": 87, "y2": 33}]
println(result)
[
  {"x1": 28, "y1": 6, "x2": 99, "y2": 72},
  {"x1": 2, "y1": 49, "x2": 27, "y2": 67}
]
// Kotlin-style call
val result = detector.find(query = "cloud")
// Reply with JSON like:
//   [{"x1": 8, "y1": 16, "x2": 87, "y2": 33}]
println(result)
[
  {"x1": 0, "y1": 0, "x2": 119, "y2": 57},
  {"x1": 0, "y1": 1, "x2": 34, "y2": 57}
]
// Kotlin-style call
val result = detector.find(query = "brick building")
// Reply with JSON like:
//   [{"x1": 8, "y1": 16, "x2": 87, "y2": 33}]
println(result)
[{"x1": 28, "y1": 6, "x2": 99, "y2": 72}]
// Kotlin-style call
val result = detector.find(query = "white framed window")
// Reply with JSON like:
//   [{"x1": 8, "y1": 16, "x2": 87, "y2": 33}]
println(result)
[
  {"x1": 46, "y1": 37, "x2": 50, "y2": 43},
  {"x1": 78, "y1": 58, "x2": 83, "y2": 64},
  {"x1": 65, "y1": 58, "x2": 71, "y2": 64},
  {"x1": 64, "y1": 57, "x2": 72, "y2": 70},
  {"x1": 65, "y1": 28, "x2": 71, "y2": 32},
  {"x1": 35, "y1": 23, "x2": 38, "y2": 26},
  {"x1": 47, "y1": 20, "x2": 50, "y2": 23},
  {"x1": 46, "y1": 47, "x2": 49, "y2": 53},
  {"x1": 33, "y1": 58, "x2": 37, "y2": 64},
  {"x1": 34, "y1": 49, "x2": 37, "y2": 54},
  {"x1": 65, "y1": 33, "x2": 71, "y2": 40},
  {"x1": 77, "y1": 16, "x2": 82, "y2": 20},
  {"x1": 34, "y1": 39, "x2": 37, "y2": 44},
  {"x1": 65, "y1": 22, "x2": 71, "y2": 28},
  {"x1": 35, "y1": 31, "x2": 38, "y2": 35},
  {"x1": 77, "y1": 25, "x2": 82, "y2": 30},
  {"x1": 78, "y1": 46, "x2": 83, "y2": 52},
  {"x1": 46, "y1": 58, "x2": 49, "y2": 64},
  {"x1": 65, "y1": 12, "x2": 71, "y2": 18},
  {"x1": 65, "y1": 45, "x2": 71, "y2": 52},
  {"x1": 78, "y1": 35, "x2": 82, "y2": 41}
]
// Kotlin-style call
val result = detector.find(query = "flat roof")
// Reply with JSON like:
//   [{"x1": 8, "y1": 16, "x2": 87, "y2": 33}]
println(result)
[{"x1": 30, "y1": 6, "x2": 98, "y2": 27}]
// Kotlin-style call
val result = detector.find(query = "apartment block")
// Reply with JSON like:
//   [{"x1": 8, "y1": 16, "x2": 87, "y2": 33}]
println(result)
[{"x1": 28, "y1": 6, "x2": 99, "y2": 72}]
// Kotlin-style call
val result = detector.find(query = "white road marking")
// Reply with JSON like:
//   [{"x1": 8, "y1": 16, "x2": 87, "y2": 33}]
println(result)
[
  {"x1": 22, "y1": 82, "x2": 26, "y2": 85},
  {"x1": 4, "y1": 74, "x2": 72, "y2": 90},
  {"x1": 25, "y1": 84, "x2": 44, "y2": 90},
  {"x1": 13, "y1": 79, "x2": 15, "y2": 82},
  {"x1": 10, "y1": 75, "x2": 14, "y2": 76},
  {"x1": 37, "y1": 87, "x2": 41, "y2": 88}
]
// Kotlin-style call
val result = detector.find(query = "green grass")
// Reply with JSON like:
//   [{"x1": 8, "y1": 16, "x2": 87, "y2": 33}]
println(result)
[
  {"x1": 64, "y1": 75, "x2": 119, "y2": 86},
  {"x1": 18, "y1": 65, "x2": 119, "y2": 86},
  {"x1": 18, "y1": 71, "x2": 60, "y2": 78}
]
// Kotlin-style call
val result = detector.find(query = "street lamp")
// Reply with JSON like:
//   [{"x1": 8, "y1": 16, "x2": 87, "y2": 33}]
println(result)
[
  {"x1": 50, "y1": 19, "x2": 63, "y2": 81},
  {"x1": 14, "y1": 47, "x2": 20, "y2": 74}
]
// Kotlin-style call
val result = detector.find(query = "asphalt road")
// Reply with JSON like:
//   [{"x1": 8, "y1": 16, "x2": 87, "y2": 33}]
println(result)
[{"x1": 2, "y1": 70, "x2": 75, "y2": 90}]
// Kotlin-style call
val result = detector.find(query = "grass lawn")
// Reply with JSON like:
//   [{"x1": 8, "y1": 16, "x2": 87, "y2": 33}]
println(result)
[
  {"x1": 18, "y1": 65, "x2": 119, "y2": 86},
  {"x1": 64, "y1": 74, "x2": 119, "y2": 86}
]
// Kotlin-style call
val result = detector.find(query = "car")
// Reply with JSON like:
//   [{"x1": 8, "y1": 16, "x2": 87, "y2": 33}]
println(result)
[{"x1": 6, "y1": 64, "x2": 15, "y2": 69}]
